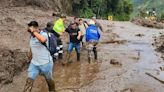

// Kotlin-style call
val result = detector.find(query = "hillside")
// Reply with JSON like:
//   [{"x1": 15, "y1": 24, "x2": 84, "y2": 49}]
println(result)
[
  {"x1": 0, "y1": 0, "x2": 73, "y2": 14},
  {"x1": 132, "y1": 0, "x2": 164, "y2": 18}
]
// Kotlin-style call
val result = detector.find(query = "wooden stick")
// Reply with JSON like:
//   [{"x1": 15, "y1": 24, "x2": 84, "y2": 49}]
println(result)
[{"x1": 145, "y1": 72, "x2": 164, "y2": 84}]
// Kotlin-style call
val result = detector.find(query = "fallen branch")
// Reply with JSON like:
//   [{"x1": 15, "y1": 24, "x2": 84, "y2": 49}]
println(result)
[{"x1": 145, "y1": 72, "x2": 164, "y2": 84}]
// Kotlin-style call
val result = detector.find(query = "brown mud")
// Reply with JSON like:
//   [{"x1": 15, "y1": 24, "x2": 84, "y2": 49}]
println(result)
[{"x1": 1, "y1": 6, "x2": 164, "y2": 92}]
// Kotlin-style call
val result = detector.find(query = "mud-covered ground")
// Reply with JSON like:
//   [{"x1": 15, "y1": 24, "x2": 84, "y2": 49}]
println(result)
[
  {"x1": 1, "y1": 17, "x2": 164, "y2": 92},
  {"x1": 153, "y1": 35, "x2": 164, "y2": 60},
  {"x1": 1, "y1": 6, "x2": 164, "y2": 92}
]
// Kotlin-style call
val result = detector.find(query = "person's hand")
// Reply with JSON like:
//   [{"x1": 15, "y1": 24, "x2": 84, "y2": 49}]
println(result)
[
  {"x1": 27, "y1": 27, "x2": 34, "y2": 33},
  {"x1": 77, "y1": 36, "x2": 81, "y2": 40},
  {"x1": 28, "y1": 27, "x2": 38, "y2": 33}
]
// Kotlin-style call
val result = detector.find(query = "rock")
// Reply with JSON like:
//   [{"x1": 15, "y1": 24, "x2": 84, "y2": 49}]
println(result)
[
  {"x1": 160, "y1": 66, "x2": 164, "y2": 71},
  {"x1": 135, "y1": 34, "x2": 145, "y2": 37},
  {"x1": 110, "y1": 59, "x2": 122, "y2": 66}
]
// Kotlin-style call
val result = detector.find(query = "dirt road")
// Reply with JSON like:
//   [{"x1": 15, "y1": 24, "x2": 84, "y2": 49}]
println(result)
[{"x1": 1, "y1": 19, "x2": 164, "y2": 92}]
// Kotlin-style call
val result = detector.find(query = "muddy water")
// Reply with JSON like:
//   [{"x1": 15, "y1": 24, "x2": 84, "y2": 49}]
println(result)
[
  {"x1": 1, "y1": 21, "x2": 164, "y2": 92},
  {"x1": 36, "y1": 22, "x2": 164, "y2": 92}
]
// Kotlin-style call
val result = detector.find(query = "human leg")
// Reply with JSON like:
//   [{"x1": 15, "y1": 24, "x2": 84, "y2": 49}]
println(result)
[
  {"x1": 75, "y1": 43, "x2": 81, "y2": 61},
  {"x1": 40, "y1": 61, "x2": 55, "y2": 92},
  {"x1": 23, "y1": 63, "x2": 39, "y2": 92}
]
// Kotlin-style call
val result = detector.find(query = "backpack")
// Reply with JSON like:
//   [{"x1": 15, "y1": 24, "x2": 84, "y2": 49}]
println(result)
[
  {"x1": 86, "y1": 25, "x2": 100, "y2": 42},
  {"x1": 42, "y1": 29, "x2": 57, "y2": 56}
]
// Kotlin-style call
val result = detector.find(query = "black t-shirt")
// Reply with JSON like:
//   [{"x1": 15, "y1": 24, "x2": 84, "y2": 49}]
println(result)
[{"x1": 65, "y1": 27, "x2": 80, "y2": 43}]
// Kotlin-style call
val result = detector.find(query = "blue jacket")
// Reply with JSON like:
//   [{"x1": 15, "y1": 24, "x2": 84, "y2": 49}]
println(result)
[{"x1": 86, "y1": 25, "x2": 100, "y2": 42}]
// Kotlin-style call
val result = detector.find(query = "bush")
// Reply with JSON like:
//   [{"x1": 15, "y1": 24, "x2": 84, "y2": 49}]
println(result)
[
  {"x1": 79, "y1": 8, "x2": 94, "y2": 18},
  {"x1": 161, "y1": 13, "x2": 164, "y2": 19}
]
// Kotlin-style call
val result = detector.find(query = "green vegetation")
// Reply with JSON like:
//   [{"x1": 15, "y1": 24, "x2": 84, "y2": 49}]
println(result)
[
  {"x1": 132, "y1": 0, "x2": 164, "y2": 19},
  {"x1": 72, "y1": 0, "x2": 133, "y2": 21},
  {"x1": 161, "y1": 13, "x2": 164, "y2": 20}
]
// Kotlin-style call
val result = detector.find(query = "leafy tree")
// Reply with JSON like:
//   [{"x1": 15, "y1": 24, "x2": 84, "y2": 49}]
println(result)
[{"x1": 72, "y1": 0, "x2": 133, "y2": 21}]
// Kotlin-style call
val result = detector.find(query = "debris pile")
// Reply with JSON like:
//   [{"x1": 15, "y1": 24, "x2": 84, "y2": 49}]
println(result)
[
  {"x1": 131, "y1": 17, "x2": 164, "y2": 29},
  {"x1": 153, "y1": 35, "x2": 164, "y2": 59}
]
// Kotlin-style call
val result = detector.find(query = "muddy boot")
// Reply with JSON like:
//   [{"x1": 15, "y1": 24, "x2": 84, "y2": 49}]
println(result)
[
  {"x1": 88, "y1": 50, "x2": 91, "y2": 63},
  {"x1": 62, "y1": 53, "x2": 71, "y2": 65},
  {"x1": 23, "y1": 78, "x2": 34, "y2": 92},
  {"x1": 93, "y1": 47, "x2": 97, "y2": 60},
  {"x1": 77, "y1": 53, "x2": 80, "y2": 62},
  {"x1": 58, "y1": 53, "x2": 63, "y2": 60},
  {"x1": 46, "y1": 79, "x2": 56, "y2": 92}
]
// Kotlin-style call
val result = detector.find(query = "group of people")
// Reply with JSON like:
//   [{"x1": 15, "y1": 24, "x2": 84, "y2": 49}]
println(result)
[{"x1": 23, "y1": 15, "x2": 103, "y2": 92}]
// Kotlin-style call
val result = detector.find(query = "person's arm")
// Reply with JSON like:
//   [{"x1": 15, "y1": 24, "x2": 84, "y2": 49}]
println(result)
[
  {"x1": 33, "y1": 31, "x2": 47, "y2": 43},
  {"x1": 84, "y1": 23, "x2": 88, "y2": 28},
  {"x1": 27, "y1": 48, "x2": 32, "y2": 61},
  {"x1": 29, "y1": 27, "x2": 47, "y2": 43},
  {"x1": 97, "y1": 22, "x2": 103, "y2": 32},
  {"x1": 77, "y1": 29, "x2": 82, "y2": 40}
]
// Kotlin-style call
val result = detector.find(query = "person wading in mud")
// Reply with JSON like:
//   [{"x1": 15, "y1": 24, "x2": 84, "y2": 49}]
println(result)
[
  {"x1": 52, "y1": 15, "x2": 66, "y2": 60},
  {"x1": 63, "y1": 21, "x2": 82, "y2": 65},
  {"x1": 78, "y1": 18, "x2": 88, "y2": 48},
  {"x1": 24, "y1": 21, "x2": 55, "y2": 92},
  {"x1": 86, "y1": 20, "x2": 100, "y2": 63}
]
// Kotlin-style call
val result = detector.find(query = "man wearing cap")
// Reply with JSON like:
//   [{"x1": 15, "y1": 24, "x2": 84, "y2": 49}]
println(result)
[
  {"x1": 52, "y1": 15, "x2": 66, "y2": 60},
  {"x1": 86, "y1": 20, "x2": 100, "y2": 63},
  {"x1": 24, "y1": 21, "x2": 55, "y2": 92},
  {"x1": 63, "y1": 21, "x2": 82, "y2": 65}
]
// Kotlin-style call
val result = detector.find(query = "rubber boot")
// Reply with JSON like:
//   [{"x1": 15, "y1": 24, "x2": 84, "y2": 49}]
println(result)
[
  {"x1": 58, "y1": 53, "x2": 63, "y2": 60},
  {"x1": 77, "y1": 53, "x2": 80, "y2": 62},
  {"x1": 62, "y1": 53, "x2": 71, "y2": 65},
  {"x1": 88, "y1": 50, "x2": 91, "y2": 63},
  {"x1": 93, "y1": 47, "x2": 97, "y2": 60},
  {"x1": 23, "y1": 78, "x2": 34, "y2": 92},
  {"x1": 46, "y1": 79, "x2": 56, "y2": 92}
]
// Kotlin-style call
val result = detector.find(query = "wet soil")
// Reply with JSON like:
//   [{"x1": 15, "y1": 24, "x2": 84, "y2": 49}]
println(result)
[
  {"x1": 1, "y1": 20, "x2": 164, "y2": 92},
  {"x1": 0, "y1": 48, "x2": 28, "y2": 87},
  {"x1": 153, "y1": 35, "x2": 164, "y2": 60},
  {"x1": 1, "y1": 6, "x2": 164, "y2": 92}
]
